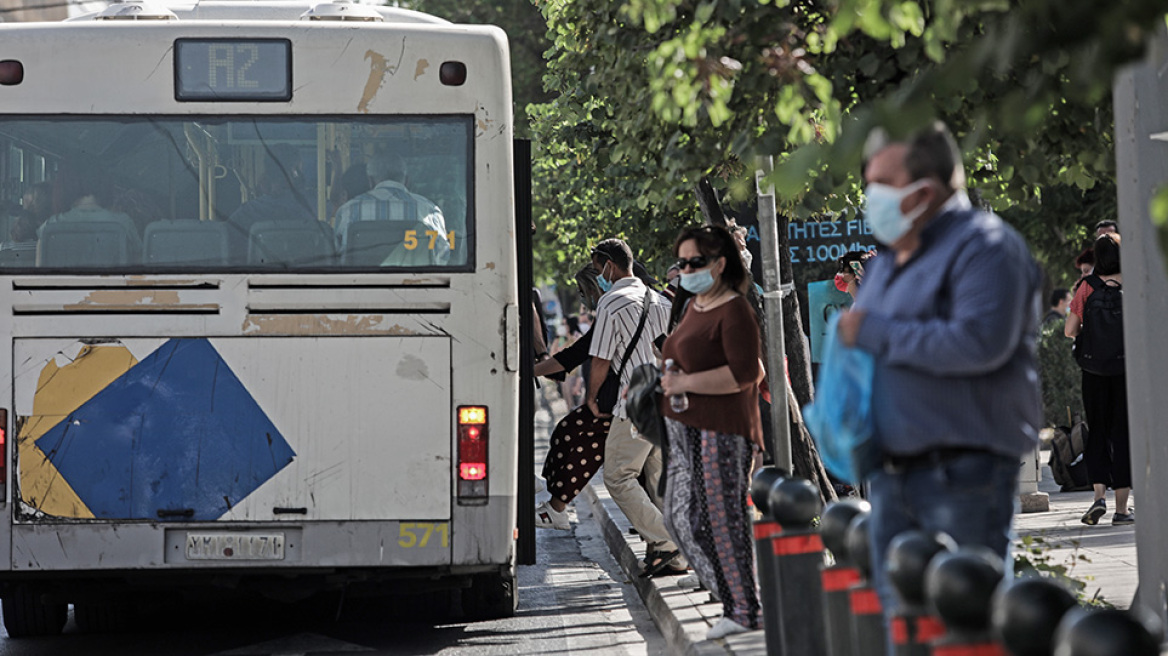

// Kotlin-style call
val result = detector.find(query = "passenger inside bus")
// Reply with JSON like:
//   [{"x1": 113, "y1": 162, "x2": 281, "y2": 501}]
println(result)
[
  {"x1": 333, "y1": 152, "x2": 451, "y2": 266},
  {"x1": 226, "y1": 144, "x2": 316, "y2": 260},
  {"x1": 38, "y1": 165, "x2": 143, "y2": 262}
]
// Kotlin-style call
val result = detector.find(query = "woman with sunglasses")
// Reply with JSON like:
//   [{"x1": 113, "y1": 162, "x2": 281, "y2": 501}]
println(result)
[{"x1": 660, "y1": 224, "x2": 763, "y2": 640}]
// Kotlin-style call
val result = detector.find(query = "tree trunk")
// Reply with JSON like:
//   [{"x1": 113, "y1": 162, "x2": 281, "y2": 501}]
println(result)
[
  {"x1": 694, "y1": 179, "x2": 835, "y2": 502},
  {"x1": 776, "y1": 211, "x2": 815, "y2": 409}
]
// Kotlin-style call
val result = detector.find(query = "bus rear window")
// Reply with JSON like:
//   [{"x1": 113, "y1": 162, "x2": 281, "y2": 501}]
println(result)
[{"x1": 0, "y1": 116, "x2": 473, "y2": 272}]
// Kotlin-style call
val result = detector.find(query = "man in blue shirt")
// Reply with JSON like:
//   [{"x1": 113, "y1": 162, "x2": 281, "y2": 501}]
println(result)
[{"x1": 838, "y1": 123, "x2": 1042, "y2": 647}]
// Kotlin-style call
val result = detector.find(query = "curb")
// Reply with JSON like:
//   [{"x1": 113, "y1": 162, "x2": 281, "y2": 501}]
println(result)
[{"x1": 579, "y1": 481, "x2": 766, "y2": 656}]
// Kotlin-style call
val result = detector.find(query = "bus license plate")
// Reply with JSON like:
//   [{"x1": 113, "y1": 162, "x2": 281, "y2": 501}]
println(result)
[{"x1": 185, "y1": 533, "x2": 285, "y2": 561}]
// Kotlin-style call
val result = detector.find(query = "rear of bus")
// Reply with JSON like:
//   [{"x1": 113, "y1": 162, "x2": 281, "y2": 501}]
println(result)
[{"x1": 0, "y1": 1, "x2": 519, "y2": 636}]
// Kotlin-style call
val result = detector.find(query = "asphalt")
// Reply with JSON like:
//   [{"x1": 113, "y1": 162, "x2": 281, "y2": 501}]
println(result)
[{"x1": 538, "y1": 387, "x2": 1142, "y2": 655}]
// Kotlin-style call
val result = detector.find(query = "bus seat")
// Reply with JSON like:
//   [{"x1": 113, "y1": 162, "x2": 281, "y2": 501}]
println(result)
[
  {"x1": 144, "y1": 220, "x2": 229, "y2": 265},
  {"x1": 38, "y1": 221, "x2": 131, "y2": 267},
  {"x1": 0, "y1": 242, "x2": 37, "y2": 267},
  {"x1": 248, "y1": 220, "x2": 336, "y2": 267},
  {"x1": 342, "y1": 220, "x2": 409, "y2": 266}
]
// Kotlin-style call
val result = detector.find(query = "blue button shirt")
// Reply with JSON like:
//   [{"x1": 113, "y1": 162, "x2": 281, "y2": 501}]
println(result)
[{"x1": 852, "y1": 196, "x2": 1043, "y2": 459}]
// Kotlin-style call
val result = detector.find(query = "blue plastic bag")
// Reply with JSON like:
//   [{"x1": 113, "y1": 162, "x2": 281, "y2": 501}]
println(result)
[{"x1": 802, "y1": 313, "x2": 875, "y2": 484}]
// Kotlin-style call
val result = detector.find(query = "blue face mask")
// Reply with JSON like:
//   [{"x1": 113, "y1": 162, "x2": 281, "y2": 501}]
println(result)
[
  {"x1": 679, "y1": 268, "x2": 715, "y2": 294},
  {"x1": 597, "y1": 266, "x2": 613, "y2": 293},
  {"x1": 864, "y1": 180, "x2": 929, "y2": 245}
]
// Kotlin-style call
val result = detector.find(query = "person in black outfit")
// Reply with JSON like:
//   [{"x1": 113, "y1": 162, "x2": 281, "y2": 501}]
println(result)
[{"x1": 1065, "y1": 234, "x2": 1132, "y2": 525}]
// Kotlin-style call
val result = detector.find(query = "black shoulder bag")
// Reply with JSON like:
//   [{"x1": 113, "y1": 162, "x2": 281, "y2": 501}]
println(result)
[{"x1": 596, "y1": 290, "x2": 652, "y2": 414}]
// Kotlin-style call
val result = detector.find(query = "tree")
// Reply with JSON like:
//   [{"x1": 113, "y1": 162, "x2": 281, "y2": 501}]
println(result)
[{"x1": 530, "y1": 0, "x2": 1167, "y2": 496}]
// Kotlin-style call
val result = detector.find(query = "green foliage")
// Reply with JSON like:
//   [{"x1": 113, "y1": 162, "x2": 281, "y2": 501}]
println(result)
[
  {"x1": 1037, "y1": 321, "x2": 1082, "y2": 429},
  {"x1": 528, "y1": 0, "x2": 1166, "y2": 285},
  {"x1": 1153, "y1": 184, "x2": 1168, "y2": 279},
  {"x1": 1014, "y1": 534, "x2": 1113, "y2": 609}
]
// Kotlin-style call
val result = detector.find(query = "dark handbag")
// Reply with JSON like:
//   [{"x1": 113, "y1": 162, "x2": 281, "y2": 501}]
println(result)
[
  {"x1": 626, "y1": 362, "x2": 665, "y2": 446},
  {"x1": 596, "y1": 290, "x2": 653, "y2": 414}
]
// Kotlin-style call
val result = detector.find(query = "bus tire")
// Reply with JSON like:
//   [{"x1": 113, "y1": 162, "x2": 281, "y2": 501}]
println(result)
[
  {"x1": 1, "y1": 587, "x2": 67, "y2": 638},
  {"x1": 74, "y1": 599, "x2": 132, "y2": 634},
  {"x1": 462, "y1": 568, "x2": 517, "y2": 620}
]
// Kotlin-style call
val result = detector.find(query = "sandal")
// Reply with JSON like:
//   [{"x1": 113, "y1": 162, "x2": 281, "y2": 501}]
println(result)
[{"x1": 639, "y1": 549, "x2": 682, "y2": 578}]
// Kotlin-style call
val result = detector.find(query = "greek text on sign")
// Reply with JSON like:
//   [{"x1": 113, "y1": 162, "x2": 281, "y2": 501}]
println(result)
[
  {"x1": 787, "y1": 217, "x2": 875, "y2": 265},
  {"x1": 186, "y1": 532, "x2": 285, "y2": 560}
]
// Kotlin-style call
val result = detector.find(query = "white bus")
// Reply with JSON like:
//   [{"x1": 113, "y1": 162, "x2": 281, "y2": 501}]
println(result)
[{"x1": 0, "y1": 0, "x2": 520, "y2": 636}]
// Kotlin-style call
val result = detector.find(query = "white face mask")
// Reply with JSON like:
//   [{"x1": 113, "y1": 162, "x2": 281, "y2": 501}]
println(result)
[{"x1": 863, "y1": 180, "x2": 930, "y2": 245}]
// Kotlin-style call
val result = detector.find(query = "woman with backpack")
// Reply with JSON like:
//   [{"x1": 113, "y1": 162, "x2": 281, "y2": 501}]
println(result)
[{"x1": 1065, "y1": 233, "x2": 1132, "y2": 526}]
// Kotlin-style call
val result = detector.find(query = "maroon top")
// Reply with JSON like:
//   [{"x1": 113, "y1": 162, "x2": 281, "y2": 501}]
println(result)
[{"x1": 661, "y1": 295, "x2": 763, "y2": 447}]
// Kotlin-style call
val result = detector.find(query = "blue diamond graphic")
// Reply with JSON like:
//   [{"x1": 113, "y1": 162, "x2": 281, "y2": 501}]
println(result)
[{"x1": 35, "y1": 338, "x2": 295, "y2": 520}]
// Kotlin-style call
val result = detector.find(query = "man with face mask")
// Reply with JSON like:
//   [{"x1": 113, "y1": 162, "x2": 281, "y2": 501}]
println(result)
[
  {"x1": 837, "y1": 122, "x2": 1042, "y2": 654},
  {"x1": 587, "y1": 239, "x2": 686, "y2": 577}
]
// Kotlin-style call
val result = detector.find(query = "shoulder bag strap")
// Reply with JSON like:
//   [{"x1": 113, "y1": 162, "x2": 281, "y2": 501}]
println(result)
[{"x1": 615, "y1": 290, "x2": 653, "y2": 379}]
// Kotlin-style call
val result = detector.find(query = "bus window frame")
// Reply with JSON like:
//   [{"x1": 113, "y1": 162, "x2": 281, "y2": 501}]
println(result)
[{"x1": 0, "y1": 113, "x2": 477, "y2": 275}]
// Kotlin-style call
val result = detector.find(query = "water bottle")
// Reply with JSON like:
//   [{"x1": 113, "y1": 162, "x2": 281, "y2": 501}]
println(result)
[{"x1": 664, "y1": 359, "x2": 689, "y2": 412}]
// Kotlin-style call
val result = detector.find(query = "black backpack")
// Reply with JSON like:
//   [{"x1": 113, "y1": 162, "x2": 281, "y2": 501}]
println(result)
[
  {"x1": 1073, "y1": 275, "x2": 1124, "y2": 376},
  {"x1": 1049, "y1": 423, "x2": 1092, "y2": 492}
]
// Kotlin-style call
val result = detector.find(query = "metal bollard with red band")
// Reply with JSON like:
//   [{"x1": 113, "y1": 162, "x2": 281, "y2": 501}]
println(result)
[
  {"x1": 842, "y1": 512, "x2": 886, "y2": 656},
  {"x1": 991, "y1": 577, "x2": 1077, "y2": 656},
  {"x1": 819, "y1": 500, "x2": 870, "y2": 656},
  {"x1": 924, "y1": 548, "x2": 1006, "y2": 656},
  {"x1": 766, "y1": 476, "x2": 827, "y2": 656},
  {"x1": 887, "y1": 530, "x2": 955, "y2": 656},
  {"x1": 751, "y1": 465, "x2": 788, "y2": 656}
]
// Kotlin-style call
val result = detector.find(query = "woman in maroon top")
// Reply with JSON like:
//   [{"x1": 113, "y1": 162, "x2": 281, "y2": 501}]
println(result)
[{"x1": 660, "y1": 225, "x2": 762, "y2": 640}]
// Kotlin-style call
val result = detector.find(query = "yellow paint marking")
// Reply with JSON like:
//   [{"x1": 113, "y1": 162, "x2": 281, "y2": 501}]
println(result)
[
  {"x1": 358, "y1": 40, "x2": 407, "y2": 112},
  {"x1": 18, "y1": 344, "x2": 138, "y2": 518},
  {"x1": 414, "y1": 58, "x2": 429, "y2": 80}
]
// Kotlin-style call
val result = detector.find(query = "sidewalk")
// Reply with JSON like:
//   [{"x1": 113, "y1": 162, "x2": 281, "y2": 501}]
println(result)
[{"x1": 556, "y1": 401, "x2": 1140, "y2": 653}]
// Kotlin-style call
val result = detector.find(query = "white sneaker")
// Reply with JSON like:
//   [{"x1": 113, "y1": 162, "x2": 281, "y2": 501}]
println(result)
[
  {"x1": 677, "y1": 574, "x2": 702, "y2": 590},
  {"x1": 535, "y1": 501, "x2": 570, "y2": 530},
  {"x1": 706, "y1": 617, "x2": 750, "y2": 640}
]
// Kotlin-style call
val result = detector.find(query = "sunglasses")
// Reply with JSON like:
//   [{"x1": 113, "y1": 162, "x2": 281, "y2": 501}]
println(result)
[{"x1": 675, "y1": 255, "x2": 710, "y2": 271}]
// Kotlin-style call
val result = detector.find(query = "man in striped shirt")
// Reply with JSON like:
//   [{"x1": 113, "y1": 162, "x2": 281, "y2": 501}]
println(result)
[
  {"x1": 587, "y1": 239, "x2": 686, "y2": 576},
  {"x1": 333, "y1": 153, "x2": 450, "y2": 265}
]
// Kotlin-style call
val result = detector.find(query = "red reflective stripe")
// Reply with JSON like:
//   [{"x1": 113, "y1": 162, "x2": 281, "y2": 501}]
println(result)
[
  {"x1": 753, "y1": 522, "x2": 783, "y2": 540},
  {"x1": 772, "y1": 533, "x2": 823, "y2": 555},
  {"x1": 917, "y1": 615, "x2": 945, "y2": 642},
  {"x1": 932, "y1": 644, "x2": 1005, "y2": 656},
  {"x1": 821, "y1": 567, "x2": 861, "y2": 591},
  {"x1": 849, "y1": 588, "x2": 882, "y2": 615},
  {"x1": 890, "y1": 617, "x2": 908, "y2": 645}
]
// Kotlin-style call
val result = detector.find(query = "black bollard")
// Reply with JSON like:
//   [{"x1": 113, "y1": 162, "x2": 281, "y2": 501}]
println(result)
[
  {"x1": 1052, "y1": 607, "x2": 1163, "y2": 656},
  {"x1": 887, "y1": 531, "x2": 954, "y2": 656},
  {"x1": 991, "y1": 577, "x2": 1077, "y2": 656},
  {"x1": 820, "y1": 500, "x2": 870, "y2": 656},
  {"x1": 843, "y1": 514, "x2": 886, "y2": 656},
  {"x1": 752, "y1": 466, "x2": 788, "y2": 656},
  {"x1": 924, "y1": 547, "x2": 1005, "y2": 656},
  {"x1": 767, "y1": 476, "x2": 827, "y2": 656}
]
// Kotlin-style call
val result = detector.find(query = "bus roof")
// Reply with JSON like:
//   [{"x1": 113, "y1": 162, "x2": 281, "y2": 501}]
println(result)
[{"x1": 66, "y1": 0, "x2": 449, "y2": 24}]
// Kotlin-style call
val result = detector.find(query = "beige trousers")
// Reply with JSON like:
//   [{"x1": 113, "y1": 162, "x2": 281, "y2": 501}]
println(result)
[{"x1": 603, "y1": 417, "x2": 682, "y2": 558}]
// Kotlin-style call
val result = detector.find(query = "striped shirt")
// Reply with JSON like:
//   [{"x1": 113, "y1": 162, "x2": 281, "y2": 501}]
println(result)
[
  {"x1": 589, "y1": 277, "x2": 671, "y2": 418},
  {"x1": 333, "y1": 180, "x2": 450, "y2": 263}
]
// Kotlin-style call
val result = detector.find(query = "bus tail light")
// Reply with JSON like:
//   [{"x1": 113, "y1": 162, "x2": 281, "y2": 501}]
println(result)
[
  {"x1": 0, "y1": 408, "x2": 7, "y2": 498},
  {"x1": 457, "y1": 405, "x2": 488, "y2": 500}
]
